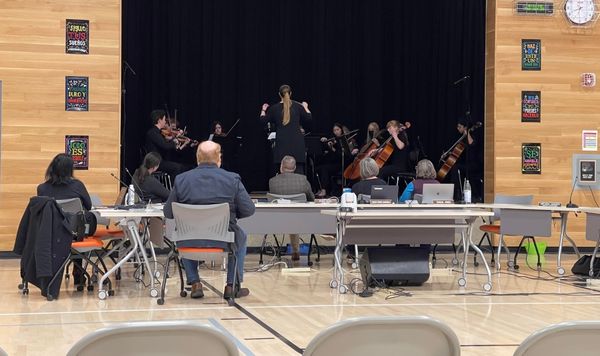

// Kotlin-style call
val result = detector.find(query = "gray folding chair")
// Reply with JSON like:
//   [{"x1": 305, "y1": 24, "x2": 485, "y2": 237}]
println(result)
[
  {"x1": 159, "y1": 203, "x2": 236, "y2": 305},
  {"x1": 67, "y1": 320, "x2": 239, "y2": 356},
  {"x1": 477, "y1": 195, "x2": 534, "y2": 270},
  {"x1": 303, "y1": 316, "x2": 460, "y2": 356},
  {"x1": 513, "y1": 321, "x2": 600, "y2": 356},
  {"x1": 263, "y1": 193, "x2": 320, "y2": 265}
]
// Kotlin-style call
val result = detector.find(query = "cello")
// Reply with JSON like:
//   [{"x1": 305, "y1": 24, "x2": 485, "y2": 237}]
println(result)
[
  {"x1": 343, "y1": 122, "x2": 411, "y2": 180},
  {"x1": 436, "y1": 122, "x2": 482, "y2": 181}
]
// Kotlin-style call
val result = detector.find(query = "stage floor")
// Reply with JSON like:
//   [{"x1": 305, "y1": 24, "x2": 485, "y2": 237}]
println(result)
[{"x1": 0, "y1": 252, "x2": 597, "y2": 355}]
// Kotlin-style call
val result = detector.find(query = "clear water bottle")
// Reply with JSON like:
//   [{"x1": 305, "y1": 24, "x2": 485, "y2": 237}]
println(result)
[
  {"x1": 463, "y1": 179, "x2": 472, "y2": 204},
  {"x1": 126, "y1": 184, "x2": 136, "y2": 205}
]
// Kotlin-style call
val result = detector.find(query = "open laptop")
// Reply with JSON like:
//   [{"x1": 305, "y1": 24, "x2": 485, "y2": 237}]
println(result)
[
  {"x1": 422, "y1": 183, "x2": 454, "y2": 204},
  {"x1": 370, "y1": 185, "x2": 399, "y2": 204}
]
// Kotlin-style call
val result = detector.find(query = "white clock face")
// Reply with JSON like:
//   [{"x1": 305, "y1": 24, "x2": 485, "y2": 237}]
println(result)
[{"x1": 565, "y1": 0, "x2": 596, "y2": 25}]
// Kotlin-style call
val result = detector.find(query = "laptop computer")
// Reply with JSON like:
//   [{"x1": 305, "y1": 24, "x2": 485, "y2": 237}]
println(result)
[
  {"x1": 422, "y1": 184, "x2": 454, "y2": 204},
  {"x1": 370, "y1": 185, "x2": 399, "y2": 204}
]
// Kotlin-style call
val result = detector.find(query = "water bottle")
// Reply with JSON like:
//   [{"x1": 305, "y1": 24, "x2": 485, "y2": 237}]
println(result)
[
  {"x1": 340, "y1": 188, "x2": 357, "y2": 212},
  {"x1": 463, "y1": 179, "x2": 472, "y2": 204},
  {"x1": 126, "y1": 184, "x2": 136, "y2": 205}
]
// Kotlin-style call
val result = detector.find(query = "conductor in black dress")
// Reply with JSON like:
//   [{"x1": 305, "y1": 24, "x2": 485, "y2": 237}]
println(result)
[{"x1": 259, "y1": 85, "x2": 312, "y2": 175}]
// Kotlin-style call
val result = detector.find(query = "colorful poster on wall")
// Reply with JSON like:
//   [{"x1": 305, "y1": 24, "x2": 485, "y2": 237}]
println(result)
[
  {"x1": 65, "y1": 135, "x2": 89, "y2": 170},
  {"x1": 521, "y1": 91, "x2": 541, "y2": 122},
  {"x1": 65, "y1": 19, "x2": 89, "y2": 54},
  {"x1": 582, "y1": 130, "x2": 598, "y2": 151},
  {"x1": 65, "y1": 76, "x2": 88, "y2": 111},
  {"x1": 522, "y1": 143, "x2": 542, "y2": 174},
  {"x1": 522, "y1": 39, "x2": 541, "y2": 70}
]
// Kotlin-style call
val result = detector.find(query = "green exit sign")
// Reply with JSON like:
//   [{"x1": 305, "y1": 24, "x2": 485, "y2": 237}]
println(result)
[{"x1": 515, "y1": 1, "x2": 554, "y2": 15}]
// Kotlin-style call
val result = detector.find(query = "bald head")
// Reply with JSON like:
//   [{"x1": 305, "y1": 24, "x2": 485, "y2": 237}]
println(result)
[
  {"x1": 280, "y1": 155, "x2": 296, "y2": 173},
  {"x1": 196, "y1": 141, "x2": 221, "y2": 166}
]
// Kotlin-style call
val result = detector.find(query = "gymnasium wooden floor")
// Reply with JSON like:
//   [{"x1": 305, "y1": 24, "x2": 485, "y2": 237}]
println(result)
[{"x1": 0, "y1": 251, "x2": 597, "y2": 355}]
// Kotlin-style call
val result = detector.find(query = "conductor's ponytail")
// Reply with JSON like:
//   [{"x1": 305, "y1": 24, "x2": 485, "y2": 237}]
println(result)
[{"x1": 279, "y1": 85, "x2": 292, "y2": 126}]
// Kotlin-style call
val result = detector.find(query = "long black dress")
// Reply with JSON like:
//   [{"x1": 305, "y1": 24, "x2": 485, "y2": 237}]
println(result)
[{"x1": 260, "y1": 101, "x2": 312, "y2": 165}]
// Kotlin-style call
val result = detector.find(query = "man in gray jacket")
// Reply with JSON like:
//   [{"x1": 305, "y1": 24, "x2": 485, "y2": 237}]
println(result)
[
  {"x1": 164, "y1": 141, "x2": 255, "y2": 299},
  {"x1": 268, "y1": 155, "x2": 314, "y2": 260}
]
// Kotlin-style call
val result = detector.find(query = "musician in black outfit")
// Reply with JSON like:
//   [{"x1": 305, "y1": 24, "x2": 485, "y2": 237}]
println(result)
[
  {"x1": 373, "y1": 120, "x2": 409, "y2": 183},
  {"x1": 132, "y1": 152, "x2": 170, "y2": 203},
  {"x1": 260, "y1": 85, "x2": 312, "y2": 175},
  {"x1": 448, "y1": 117, "x2": 483, "y2": 202},
  {"x1": 144, "y1": 109, "x2": 186, "y2": 181},
  {"x1": 315, "y1": 123, "x2": 357, "y2": 197}
]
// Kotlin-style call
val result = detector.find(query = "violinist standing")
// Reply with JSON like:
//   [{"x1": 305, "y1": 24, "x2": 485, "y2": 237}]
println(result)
[
  {"x1": 144, "y1": 109, "x2": 187, "y2": 181},
  {"x1": 373, "y1": 120, "x2": 410, "y2": 183},
  {"x1": 260, "y1": 85, "x2": 312, "y2": 175}
]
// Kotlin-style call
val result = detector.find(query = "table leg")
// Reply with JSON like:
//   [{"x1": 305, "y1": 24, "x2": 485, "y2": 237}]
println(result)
[
  {"x1": 98, "y1": 219, "x2": 138, "y2": 300},
  {"x1": 134, "y1": 222, "x2": 158, "y2": 297},
  {"x1": 459, "y1": 230, "x2": 468, "y2": 288},
  {"x1": 467, "y1": 221, "x2": 493, "y2": 292},
  {"x1": 557, "y1": 212, "x2": 579, "y2": 276}
]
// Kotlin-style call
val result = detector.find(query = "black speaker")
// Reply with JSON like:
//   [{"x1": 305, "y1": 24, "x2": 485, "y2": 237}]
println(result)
[{"x1": 359, "y1": 246, "x2": 430, "y2": 286}]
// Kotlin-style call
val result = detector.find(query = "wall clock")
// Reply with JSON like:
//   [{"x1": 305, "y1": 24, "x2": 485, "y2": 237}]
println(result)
[{"x1": 564, "y1": 0, "x2": 597, "y2": 25}]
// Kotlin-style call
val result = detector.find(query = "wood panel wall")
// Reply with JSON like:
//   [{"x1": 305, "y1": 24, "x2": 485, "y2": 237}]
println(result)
[
  {"x1": 486, "y1": 0, "x2": 600, "y2": 246},
  {"x1": 0, "y1": 1, "x2": 121, "y2": 250}
]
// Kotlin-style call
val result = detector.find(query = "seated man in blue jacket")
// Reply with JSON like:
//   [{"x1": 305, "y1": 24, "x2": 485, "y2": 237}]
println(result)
[{"x1": 164, "y1": 141, "x2": 255, "y2": 299}]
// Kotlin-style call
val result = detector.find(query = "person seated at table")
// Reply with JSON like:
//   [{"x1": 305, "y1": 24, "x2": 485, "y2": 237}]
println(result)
[
  {"x1": 269, "y1": 155, "x2": 315, "y2": 261},
  {"x1": 399, "y1": 159, "x2": 438, "y2": 202},
  {"x1": 351, "y1": 157, "x2": 387, "y2": 196},
  {"x1": 37, "y1": 153, "x2": 97, "y2": 285},
  {"x1": 132, "y1": 152, "x2": 170, "y2": 203},
  {"x1": 164, "y1": 141, "x2": 255, "y2": 300}
]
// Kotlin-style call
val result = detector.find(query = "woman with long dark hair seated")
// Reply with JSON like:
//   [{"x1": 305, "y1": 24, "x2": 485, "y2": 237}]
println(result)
[
  {"x1": 132, "y1": 152, "x2": 170, "y2": 203},
  {"x1": 37, "y1": 153, "x2": 96, "y2": 232},
  {"x1": 37, "y1": 153, "x2": 96, "y2": 286}
]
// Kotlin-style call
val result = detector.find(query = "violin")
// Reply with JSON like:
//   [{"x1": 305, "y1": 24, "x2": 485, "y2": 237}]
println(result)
[
  {"x1": 436, "y1": 122, "x2": 482, "y2": 181},
  {"x1": 163, "y1": 108, "x2": 199, "y2": 149},
  {"x1": 343, "y1": 122, "x2": 411, "y2": 180}
]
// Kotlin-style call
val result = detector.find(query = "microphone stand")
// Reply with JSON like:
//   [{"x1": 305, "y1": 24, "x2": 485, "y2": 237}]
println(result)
[{"x1": 121, "y1": 60, "x2": 136, "y2": 182}]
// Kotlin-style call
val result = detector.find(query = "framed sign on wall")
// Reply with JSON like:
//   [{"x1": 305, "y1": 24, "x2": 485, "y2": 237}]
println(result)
[
  {"x1": 522, "y1": 143, "x2": 542, "y2": 174},
  {"x1": 522, "y1": 39, "x2": 542, "y2": 70},
  {"x1": 521, "y1": 91, "x2": 541, "y2": 122},
  {"x1": 65, "y1": 76, "x2": 89, "y2": 111},
  {"x1": 65, "y1": 19, "x2": 89, "y2": 54},
  {"x1": 65, "y1": 135, "x2": 89, "y2": 170}
]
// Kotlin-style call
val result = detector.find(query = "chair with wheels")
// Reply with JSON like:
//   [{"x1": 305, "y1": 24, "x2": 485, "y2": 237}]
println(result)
[
  {"x1": 158, "y1": 202, "x2": 238, "y2": 306},
  {"x1": 67, "y1": 320, "x2": 239, "y2": 356},
  {"x1": 303, "y1": 316, "x2": 460, "y2": 356},
  {"x1": 476, "y1": 194, "x2": 534, "y2": 270},
  {"x1": 513, "y1": 321, "x2": 600, "y2": 356},
  {"x1": 54, "y1": 198, "x2": 113, "y2": 297}
]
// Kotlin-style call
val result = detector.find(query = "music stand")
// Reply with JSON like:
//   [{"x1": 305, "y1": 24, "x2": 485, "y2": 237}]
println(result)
[
  {"x1": 305, "y1": 135, "x2": 325, "y2": 191},
  {"x1": 338, "y1": 129, "x2": 358, "y2": 188}
]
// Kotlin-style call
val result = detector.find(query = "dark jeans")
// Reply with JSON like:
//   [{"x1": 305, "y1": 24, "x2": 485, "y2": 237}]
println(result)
[{"x1": 177, "y1": 231, "x2": 247, "y2": 285}]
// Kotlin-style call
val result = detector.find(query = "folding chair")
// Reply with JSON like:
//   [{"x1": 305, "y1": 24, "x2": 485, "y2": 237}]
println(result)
[
  {"x1": 514, "y1": 321, "x2": 600, "y2": 356},
  {"x1": 303, "y1": 316, "x2": 460, "y2": 356},
  {"x1": 67, "y1": 320, "x2": 239, "y2": 356},
  {"x1": 158, "y1": 203, "x2": 238, "y2": 306},
  {"x1": 477, "y1": 195, "x2": 535, "y2": 270}
]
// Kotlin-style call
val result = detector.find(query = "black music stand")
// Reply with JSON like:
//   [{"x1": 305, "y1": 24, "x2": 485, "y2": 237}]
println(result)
[{"x1": 305, "y1": 135, "x2": 325, "y2": 191}]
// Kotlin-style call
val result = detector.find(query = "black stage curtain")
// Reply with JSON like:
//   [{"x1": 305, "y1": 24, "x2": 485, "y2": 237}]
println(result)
[{"x1": 122, "y1": 0, "x2": 485, "y2": 191}]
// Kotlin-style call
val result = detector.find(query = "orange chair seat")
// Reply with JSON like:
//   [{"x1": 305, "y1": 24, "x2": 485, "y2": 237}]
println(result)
[
  {"x1": 93, "y1": 226, "x2": 123, "y2": 236},
  {"x1": 479, "y1": 224, "x2": 500, "y2": 234},
  {"x1": 72, "y1": 238, "x2": 104, "y2": 249},
  {"x1": 178, "y1": 247, "x2": 224, "y2": 253}
]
